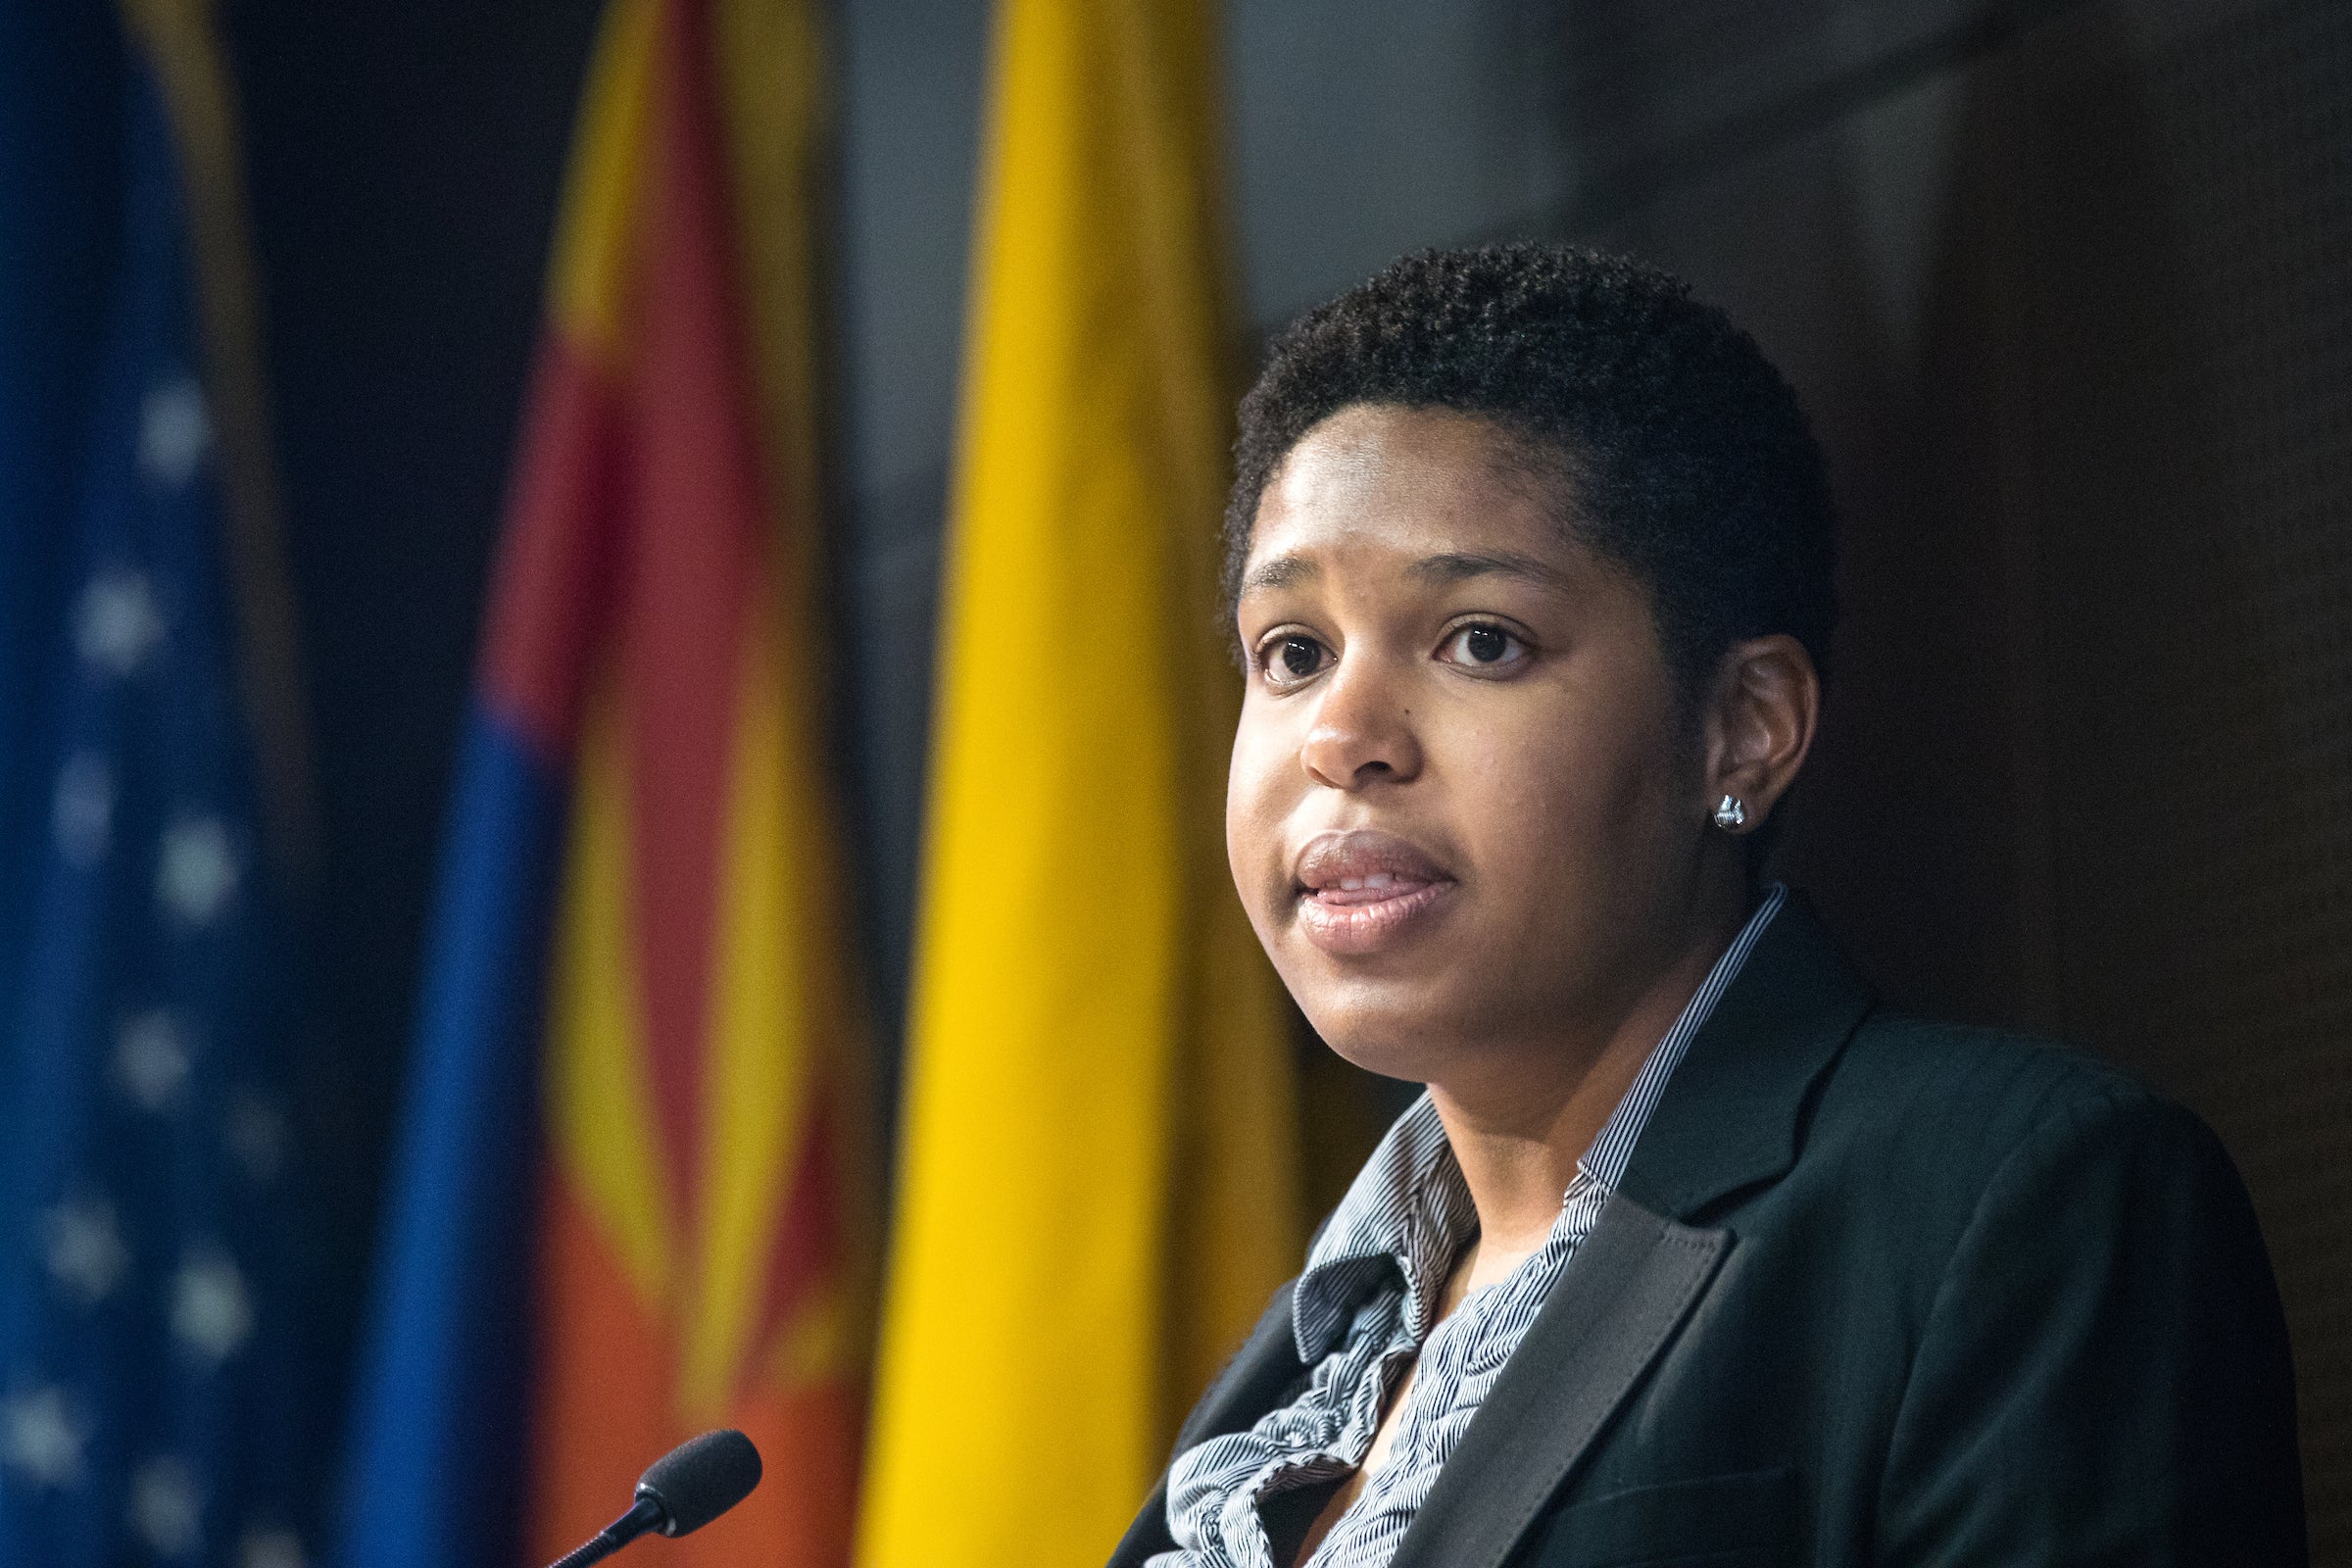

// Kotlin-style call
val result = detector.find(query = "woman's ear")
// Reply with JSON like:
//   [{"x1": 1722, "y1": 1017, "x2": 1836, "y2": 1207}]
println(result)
[{"x1": 1703, "y1": 634, "x2": 1820, "y2": 831}]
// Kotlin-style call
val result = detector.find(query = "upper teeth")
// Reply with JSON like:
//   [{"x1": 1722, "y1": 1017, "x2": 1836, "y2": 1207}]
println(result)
[{"x1": 1338, "y1": 873, "x2": 1395, "y2": 891}]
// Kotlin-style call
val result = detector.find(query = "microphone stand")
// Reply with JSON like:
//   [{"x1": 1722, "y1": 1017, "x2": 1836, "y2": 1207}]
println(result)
[{"x1": 546, "y1": 1494, "x2": 666, "y2": 1568}]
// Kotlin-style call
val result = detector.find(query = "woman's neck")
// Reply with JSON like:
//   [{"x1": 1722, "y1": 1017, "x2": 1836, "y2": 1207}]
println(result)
[{"x1": 1427, "y1": 893, "x2": 1748, "y2": 1270}]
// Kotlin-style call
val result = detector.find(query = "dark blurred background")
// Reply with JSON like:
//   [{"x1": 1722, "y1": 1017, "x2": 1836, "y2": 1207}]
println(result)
[{"x1": 213, "y1": 0, "x2": 2349, "y2": 1554}]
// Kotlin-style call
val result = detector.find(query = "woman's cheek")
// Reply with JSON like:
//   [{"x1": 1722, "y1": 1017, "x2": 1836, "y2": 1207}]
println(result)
[{"x1": 1226, "y1": 712, "x2": 1293, "y2": 888}]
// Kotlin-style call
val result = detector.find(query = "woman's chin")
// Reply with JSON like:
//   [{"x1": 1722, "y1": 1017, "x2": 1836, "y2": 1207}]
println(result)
[{"x1": 1301, "y1": 1005, "x2": 1469, "y2": 1087}]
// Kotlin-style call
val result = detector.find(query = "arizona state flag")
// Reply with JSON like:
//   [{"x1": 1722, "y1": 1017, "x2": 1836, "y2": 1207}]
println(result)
[
  {"x1": 858, "y1": 2, "x2": 1301, "y2": 1565},
  {"x1": 335, "y1": 3, "x2": 866, "y2": 1568}
]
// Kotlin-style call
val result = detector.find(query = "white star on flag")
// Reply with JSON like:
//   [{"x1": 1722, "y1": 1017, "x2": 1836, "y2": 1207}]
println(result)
[
  {"x1": 130, "y1": 1455, "x2": 204, "y2": 1557},
  {"x1": 240, "y1": 1526, "x2": 308, "y2": 1568},
  {"x1": 74, "y1": 569, "x2": 166, "y2": 676},
  {"x1": 1, "y1": 1387, "x2": 85, "y2": 1489},
  {"x1": 138, "y1": 379, "x2": 212, "y2": 491},
  {"x1": 116, "y1": 1010, "x2": 193, "y2": 1112},
  {"x1": 171, "y1": 1246, "x2": 254, "y2": 1364},
  {"x1": 43, "y1": 1192, "x2": 131, "y2": 1305},
  {"x1": 157, "y1": 816, "x2": 239, "y2": 927}
]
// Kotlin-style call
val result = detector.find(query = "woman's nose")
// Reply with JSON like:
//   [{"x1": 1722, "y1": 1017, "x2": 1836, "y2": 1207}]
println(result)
[{"x1": 1298, "y1": 657, "x2": 1423, "y2": 790}]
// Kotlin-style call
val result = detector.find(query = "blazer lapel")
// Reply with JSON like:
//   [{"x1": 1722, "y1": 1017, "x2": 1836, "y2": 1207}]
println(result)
[
  {"x1": 1388, "y1": 1194, "x2": 1731, "y2": 1568},
  {"x1": 1389, "y1": 898, "x2": 1872, "y2": 1568},
  {"x1": 1619, "y1": 894, "x2": 1875, "y2": 1221}
]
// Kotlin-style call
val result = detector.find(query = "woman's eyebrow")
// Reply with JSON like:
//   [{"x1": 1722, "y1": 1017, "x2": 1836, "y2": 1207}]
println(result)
[
  {"x1": 1238, "y1": 554, "x2": 1318, "y2": 595},
  {"x1": 1410, "y1": 550, "x2": 1574, "y2": 594}
]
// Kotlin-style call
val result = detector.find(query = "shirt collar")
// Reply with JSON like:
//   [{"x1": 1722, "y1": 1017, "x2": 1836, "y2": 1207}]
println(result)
[
  {"x1": 1288, "y1": 884, "x2": 1788, "y2": 1364},
  {"x1": 1291, "y1": 1094, "x2": 1474, "y2": 1362}
]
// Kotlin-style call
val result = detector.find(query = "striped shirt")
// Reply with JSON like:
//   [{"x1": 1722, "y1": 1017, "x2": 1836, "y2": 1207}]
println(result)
[{"x1": 1151, "y1": 886, "x2": 1787, "y2": 1568}]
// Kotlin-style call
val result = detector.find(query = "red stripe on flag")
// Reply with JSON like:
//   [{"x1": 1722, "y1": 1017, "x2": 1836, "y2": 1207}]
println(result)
[
  {"x1": 529, "y1": 1172, "x2": 678, "y2": 1564},
  {"x1": 617, "y1": 0, "x2": 771, "y2": 1208},
  {"x1": 746, "y1": 1089, "x2": 846, "y2": 1360},
  {"x1": 478, "y1": 335, "x2": 628, "y2": 761}
]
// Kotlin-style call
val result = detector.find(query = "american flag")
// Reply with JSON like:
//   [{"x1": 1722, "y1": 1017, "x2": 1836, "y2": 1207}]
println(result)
[{"x1": 0, "y1": 11, "x2": 320, "y2": 1566}]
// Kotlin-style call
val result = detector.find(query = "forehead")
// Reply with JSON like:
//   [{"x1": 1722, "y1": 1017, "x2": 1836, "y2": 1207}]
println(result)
[{"x1": 1247, "y1": 405, "x2": 1573, "y2": 572}]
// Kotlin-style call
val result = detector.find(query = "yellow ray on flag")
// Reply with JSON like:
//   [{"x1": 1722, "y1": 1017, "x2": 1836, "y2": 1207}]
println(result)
[{"x1": 858, "y1": 1, "x2": 1302, "y2": 1564}]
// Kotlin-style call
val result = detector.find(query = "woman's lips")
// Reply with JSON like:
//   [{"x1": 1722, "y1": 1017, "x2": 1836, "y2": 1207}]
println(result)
[{"x1": 1291, "y1": 830, "x2": 1457, "y2": 956}]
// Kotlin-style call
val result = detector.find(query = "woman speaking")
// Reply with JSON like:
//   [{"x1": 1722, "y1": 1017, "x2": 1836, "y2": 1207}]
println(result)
[{"x1": 1108, "y1": 245, "x2": 2304, "y2": 1567}]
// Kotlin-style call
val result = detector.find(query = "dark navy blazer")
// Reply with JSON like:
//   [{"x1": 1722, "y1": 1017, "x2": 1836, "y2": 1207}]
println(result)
[{"x1": 1110, "y1": 897, "x2": 2307, "y2": 1567}]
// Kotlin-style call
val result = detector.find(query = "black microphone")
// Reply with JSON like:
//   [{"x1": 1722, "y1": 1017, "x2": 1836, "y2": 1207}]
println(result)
[{"x1": 544, "y1": 1430, "x2": 763, "y2": 1568}]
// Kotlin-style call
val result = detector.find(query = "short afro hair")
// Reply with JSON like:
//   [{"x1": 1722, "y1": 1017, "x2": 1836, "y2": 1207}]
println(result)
[{"x1": 1227, "y1": 243, "x2": 1838, "y2": 701}]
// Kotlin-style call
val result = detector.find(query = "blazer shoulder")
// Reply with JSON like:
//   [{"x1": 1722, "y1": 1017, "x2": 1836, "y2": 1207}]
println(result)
[
  {"x1": 1835, "y1": 1007, "x2": 2168, "y2": 1127},
  {"x1": 1803, "y1": 1009, "x2": 2235, "y2": 1224}
]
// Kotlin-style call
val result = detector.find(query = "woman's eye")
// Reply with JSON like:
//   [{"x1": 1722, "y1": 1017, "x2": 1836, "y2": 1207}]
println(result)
[
  {"x1": 1439, "y1": 623, "x2": 1529, "y2": 670},
  {"x1": 1260, "y1": 634, "x2": 1329, "y2": 685}
]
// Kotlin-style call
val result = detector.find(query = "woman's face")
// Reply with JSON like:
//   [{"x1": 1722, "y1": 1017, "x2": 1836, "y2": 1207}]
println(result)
[{"x1": 1226, "y1": 404, "x2": 1718, "y2": 1084}]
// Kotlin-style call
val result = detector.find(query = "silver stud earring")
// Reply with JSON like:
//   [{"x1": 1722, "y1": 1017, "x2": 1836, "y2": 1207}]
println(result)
[{"x1": 1712, "y1": 794, "x2": 1747, "y2": 831}]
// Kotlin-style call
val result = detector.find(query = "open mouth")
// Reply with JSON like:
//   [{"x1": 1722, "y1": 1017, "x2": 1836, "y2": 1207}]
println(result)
[{"x1": 1292, "y1": 830, "x2": 1457, "y2": 955}]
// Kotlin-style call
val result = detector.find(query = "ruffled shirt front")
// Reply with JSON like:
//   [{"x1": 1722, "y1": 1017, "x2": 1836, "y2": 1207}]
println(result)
[{"x1": 1150, "y1": 885, "x2": 1787, "y2": 1568}]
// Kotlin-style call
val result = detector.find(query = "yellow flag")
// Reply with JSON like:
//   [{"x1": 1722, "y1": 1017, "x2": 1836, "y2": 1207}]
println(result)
[{"x1": 857, "y1": 0, "x2": 1301, "y2": 1563}]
